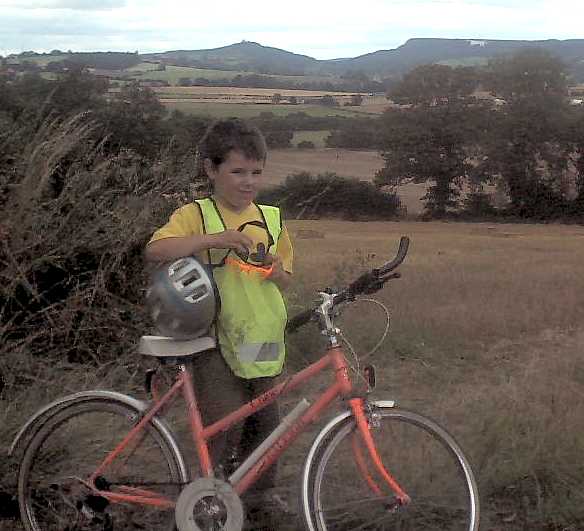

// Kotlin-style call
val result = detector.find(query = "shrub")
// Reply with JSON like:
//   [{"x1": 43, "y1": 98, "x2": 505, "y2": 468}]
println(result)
[
  {"x1": 257, "y1": 172, "x2": 401, "y2": 220},
  {"x1": 263, "y1": 129, "x2": 293, "y2": 148},
  {"x1": 461, "y1": 191, "x2": 498, "y2": 217},
  {"x1": 0, "y1": 113, "x2": 193, "y2": 367},
  {"x1": 297, "y1": 140, "x2": 315, "y2": 149}
]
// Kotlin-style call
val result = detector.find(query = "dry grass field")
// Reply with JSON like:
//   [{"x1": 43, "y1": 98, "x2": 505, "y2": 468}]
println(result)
[
  {"x1": 285, "y1": 219, "x2": 584, "y2": 529},
  {"x1": 3, "y1": 219, "x2": 584, "y2": 529},
  {"x1": 266, "y1": 148, "x2": 431, "y2": 215},
  {"x1": 145, "y1": 86, "x2": 392, "y2": 118},
  {"x1": 151, "y1": 86, "x2": 362, "y2": 98},
  {"x1": 162, "y1": 101, "x2": 376, "y2": 119}
]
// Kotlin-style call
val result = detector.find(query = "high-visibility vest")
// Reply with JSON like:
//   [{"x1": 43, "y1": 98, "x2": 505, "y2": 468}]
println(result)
[{"x1": 195, "y1": 198, "x2": 286, "y2": 378}]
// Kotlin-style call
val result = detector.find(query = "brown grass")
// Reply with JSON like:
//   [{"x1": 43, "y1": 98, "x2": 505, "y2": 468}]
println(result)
[
  {"x1": 284, "y1": 220, "x2": 584, "y2": 528},
  {"x1": 265, "y1": 148, "x2": 434, "y2": 215}
]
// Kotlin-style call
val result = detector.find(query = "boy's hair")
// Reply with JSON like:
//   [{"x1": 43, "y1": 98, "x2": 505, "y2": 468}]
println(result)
[{"x1": 195, "y1": 118, "x2": 267, "y2": 189}]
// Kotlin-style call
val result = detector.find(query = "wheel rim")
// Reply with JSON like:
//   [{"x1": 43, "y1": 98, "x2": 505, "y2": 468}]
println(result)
[
  {"x1": 19, "y1": 401, "x2": 182, "y2": 531},
  {"x1": 308, "y1": 409, "x2": 478, "y2": 530}
]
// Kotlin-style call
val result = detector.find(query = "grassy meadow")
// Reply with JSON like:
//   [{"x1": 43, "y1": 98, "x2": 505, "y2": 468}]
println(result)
[
  {"x1": 266, "y1": 147, "x2": 431, "y2": 215},
  {"x1": 291, "y1": 130, "x2": 331, "y2": 148},
  {"x1": 161, "y1": 100, "x2": 372, "y2": 118},
  {"x1": 285, "y1": 220, "x2": 584, "y2": 529},
  {"x1": 128, "y1": 63, "x2": 342, "y2": 87}
]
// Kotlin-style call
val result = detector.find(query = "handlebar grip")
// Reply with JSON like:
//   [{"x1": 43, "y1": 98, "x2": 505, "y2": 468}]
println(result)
[
  {"x1": 286, "y1": 308, "x2": 314, "y2": 333},
  {"x1": 379, "y1": 236, "x2": 410, "y2": 275}
]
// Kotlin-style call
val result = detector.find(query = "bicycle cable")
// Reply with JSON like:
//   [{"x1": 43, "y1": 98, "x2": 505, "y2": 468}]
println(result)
[{"x1": 336, "y1": 297, "x2": 391, "y2": 390}]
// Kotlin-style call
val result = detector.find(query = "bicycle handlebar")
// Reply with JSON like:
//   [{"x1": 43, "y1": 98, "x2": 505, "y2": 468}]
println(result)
[{"x1": 287, "y1": 236, "x2": 410, "y2": 333}]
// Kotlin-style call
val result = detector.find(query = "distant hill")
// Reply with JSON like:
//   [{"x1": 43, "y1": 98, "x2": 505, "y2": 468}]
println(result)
[
  {"x1": 140, "y1": 39, "x2": 584, "y2": 82},
  {"x1": 8, "y1": 38, "x2": 584, "y2": 82},
  {"x1": 141, "y1": 41, "x2": 318, "y2": 76},
  {"x1": 335, "y1": 38, "x2": 584, "y2": 78}
]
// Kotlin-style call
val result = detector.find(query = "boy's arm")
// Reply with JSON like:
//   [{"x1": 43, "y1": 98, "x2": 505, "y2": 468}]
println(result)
[
  {"x1": 264, "y1": 223, "x2": 293, "y2": 290},
  {"x1": 145, "y1": 232, "x2": 253, "y2": 263},
  {"x1": 263, "y1": 253, "x2": 292, "y2": 291}
]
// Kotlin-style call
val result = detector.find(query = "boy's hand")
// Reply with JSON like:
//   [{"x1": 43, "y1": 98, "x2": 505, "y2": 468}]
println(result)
[
  {"x1": 263, "y1": 253, "x2": 291, "y2": 288},
  {"x1": 209, "y1": 231, "x2": 253, "y2": 255}
]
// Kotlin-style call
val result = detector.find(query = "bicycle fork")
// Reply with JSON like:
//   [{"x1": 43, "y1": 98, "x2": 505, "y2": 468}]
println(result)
[{"x1": 348, "y1": 398, "x2": 411, "y2": 507}]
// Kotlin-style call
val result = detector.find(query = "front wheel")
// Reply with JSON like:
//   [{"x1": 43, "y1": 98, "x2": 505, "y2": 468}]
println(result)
[{"x1": 301, "y1": 405, "x2": 480, "y2": 530}]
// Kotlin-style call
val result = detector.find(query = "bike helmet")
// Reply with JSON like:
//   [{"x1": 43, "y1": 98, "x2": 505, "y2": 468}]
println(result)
[{"x1": 146, "y1": 256, "x2": 218, "y2": 339}]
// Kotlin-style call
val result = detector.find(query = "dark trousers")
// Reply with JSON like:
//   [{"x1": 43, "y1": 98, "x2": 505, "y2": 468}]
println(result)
[{"x1": 190, "y1": 350, "x2": 280, "y2": 493}]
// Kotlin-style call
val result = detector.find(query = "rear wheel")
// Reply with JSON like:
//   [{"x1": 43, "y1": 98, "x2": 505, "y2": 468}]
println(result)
[
  {"x1": 18, "y1": 398, "x2": 184, "y2": 530},
  {"x1": 302, "y1": 405, "x2": 479, "y2": 530}
]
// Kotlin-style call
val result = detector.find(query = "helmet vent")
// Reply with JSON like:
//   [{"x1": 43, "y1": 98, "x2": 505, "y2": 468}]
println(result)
[
  {"x1": 180, "y1": 270, "x2": 200, "y2": 286},
  {"x1": 185, "y1": 285, "x2": 208, "y2": 303}
]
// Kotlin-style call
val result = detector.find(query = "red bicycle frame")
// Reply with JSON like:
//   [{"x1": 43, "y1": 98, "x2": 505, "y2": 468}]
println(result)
[{"x1": 88, "y1": 344, "x2": 410, "y2": 509}]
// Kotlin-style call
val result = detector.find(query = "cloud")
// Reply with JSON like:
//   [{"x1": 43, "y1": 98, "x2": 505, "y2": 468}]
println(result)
[{"x1": 0, "y1": 0, "x2": 126, "y2": 10}]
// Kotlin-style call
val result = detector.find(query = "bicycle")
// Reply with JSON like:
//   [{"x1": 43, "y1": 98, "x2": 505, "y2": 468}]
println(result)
[{"x1": 10, "y1": 236, "x2": 480, "y2": 530}]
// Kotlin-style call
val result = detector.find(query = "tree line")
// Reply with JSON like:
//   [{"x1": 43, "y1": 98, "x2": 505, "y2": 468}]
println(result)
[
  {"x1": 3, "y1": 51, "x2": 584, "y2": 221},
  {"x1": 373, "y1": 50, "x2": 584, "y2": 220}
]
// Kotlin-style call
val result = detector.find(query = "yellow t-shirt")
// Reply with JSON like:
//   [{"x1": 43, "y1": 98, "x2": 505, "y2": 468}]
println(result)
[{"x1": 149, "y1": 199, "x2": 293, "y2": 273}]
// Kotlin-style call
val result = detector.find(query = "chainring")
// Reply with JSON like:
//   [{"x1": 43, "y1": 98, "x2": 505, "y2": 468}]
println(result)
[{"x1": 175, "y1": 478, "x2": 244, "y2": 531}]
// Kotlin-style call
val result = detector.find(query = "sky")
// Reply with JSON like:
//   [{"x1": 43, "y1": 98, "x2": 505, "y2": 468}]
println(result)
[{"x1": 0, "y1": 0, "x2": 583, "y2": 60}]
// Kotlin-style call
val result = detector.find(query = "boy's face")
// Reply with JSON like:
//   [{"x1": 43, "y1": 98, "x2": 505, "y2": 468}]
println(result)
[{"x1": 205, "y1": 150, "x2": 265, "y2": 212}]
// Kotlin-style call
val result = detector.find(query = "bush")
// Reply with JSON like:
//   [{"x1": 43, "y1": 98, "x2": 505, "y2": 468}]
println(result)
[
  {"x1": 461, "y1": 191, "x2": 497, "y2": 217},
  {"x1": 263, "y1": 129, "x2": 293, "y2": 148},
  {"x1": 257, "y1": 172, "x2": 402, "y2": 220},
  {"x1": 297, "y1": 140, "x2": 315, "y2": 149},
  {"x1": 0, "y1": 113, "x2": 194, "y2": 367}
]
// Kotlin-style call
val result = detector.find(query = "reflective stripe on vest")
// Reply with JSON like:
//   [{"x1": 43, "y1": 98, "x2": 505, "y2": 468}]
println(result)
[{"x1": 196, "y1": 198, "x2": 286, "y2": 379}]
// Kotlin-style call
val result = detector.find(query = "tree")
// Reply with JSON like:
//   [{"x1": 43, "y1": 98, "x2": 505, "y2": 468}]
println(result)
[
  {"x1": 321, "y1": 95, "x2": 338, "y2": 107},
  {"x1": 477, "y1": 50, "x2": 572, "y2": 218},
  {"x1": 376, "y1": 64, "x2": 481, "y2": 216},
  {"x1": 49, "y1": 67, "x2": 109, "y2": 117},
  {"x1": 388, "y1": 64, "x2": 478, "y2": 107},
  {"x1": 99, "y1": 82, "x2": 166, "y2": 157},
  {"x1": 483, "y1": 49, "x2": 568, "y2": 105}
]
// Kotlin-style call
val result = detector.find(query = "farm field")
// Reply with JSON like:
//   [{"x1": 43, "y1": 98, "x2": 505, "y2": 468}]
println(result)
[
  {"x1": 127, "y1": 63, "x2": 344, "y2": 86},
  {"x1": 285, "y1": 219, "x2": 584, "y2": 529},
  {"x1": 149, "y1": 86, "x2": 370, "y2": 98},
  {"x1": 134, "y1": 85, "x2": 391, "y2": 117},
  {"x1": 162, "y1": 101, "x2": 376, "y2": 118},
  {"x1": 266, "y1": 147, "x2": 429, "y2": 215},
  {"x1": 290, "y1": 130, "x2": 330, "y2": 148},
  {"x1": 266, "y1": 148, "x2": 504, "y2": 215},
  {"x1": 3, "y1": 220, "x2": 584, "y2": 530}
]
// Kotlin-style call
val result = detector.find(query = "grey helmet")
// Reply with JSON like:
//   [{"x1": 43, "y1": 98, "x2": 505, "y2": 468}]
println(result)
[{"x1": 146, "y1": 256, "x2": 218, "y2": 339}]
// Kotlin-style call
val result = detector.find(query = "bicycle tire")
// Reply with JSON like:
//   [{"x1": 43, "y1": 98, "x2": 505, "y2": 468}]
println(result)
[
  {"x1": 18, "y1": 397, "x2": 184, "y2": 531},
  {"x1": 301, "y1": 405, "x2": 480, "y2": 530}
]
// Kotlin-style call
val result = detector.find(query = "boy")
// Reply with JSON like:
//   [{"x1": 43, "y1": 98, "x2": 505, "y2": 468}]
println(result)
[{"x1": 145, "y1": 118, "x2": 293, "y2": 528}]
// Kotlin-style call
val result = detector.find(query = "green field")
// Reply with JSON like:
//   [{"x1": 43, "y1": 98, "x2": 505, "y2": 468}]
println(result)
[
  {"x1": 163, "y1": 101, "x2": 367, "y2": 118},
  {"x1": 11, "y1": 54, "x2": 68, "y2": 66},
  {"x1": 131, "y1": 65, "x2": 251, "y2": 84},
  {"x1": 129, "y1": 64, "x2": 343, "y2": 87}
]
